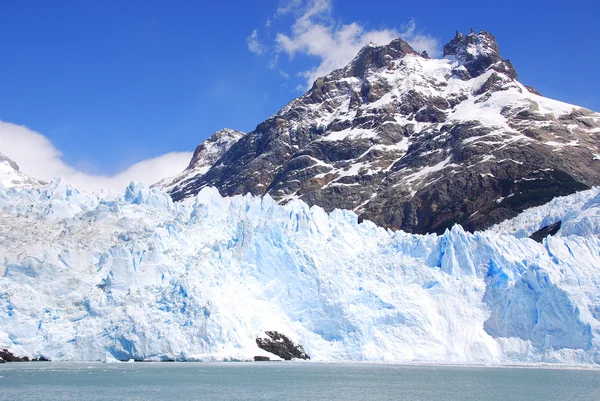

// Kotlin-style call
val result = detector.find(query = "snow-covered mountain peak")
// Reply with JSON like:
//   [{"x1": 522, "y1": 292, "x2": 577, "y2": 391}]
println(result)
[
  {"x1": 166, "y1": 29, "x2": 600, "y2": 235},
  {"x1": 0, "y1": 152, "x2": 19, "y2": 171},
  {"x1": 443, "y1": 30, "x2": 517, "y2": 80},
  {"x1": 187, "y1": 128, "x2": 245, "y2": 170},
  {"x1": 153, "y1": 128, "x2": 245, "y2": 195},
  {"x1": 0, "y1": 151, "x2": 44, "y2": 189},
  {"x1": 341, "y1": 37, "x2": 419, "y2": 79}
]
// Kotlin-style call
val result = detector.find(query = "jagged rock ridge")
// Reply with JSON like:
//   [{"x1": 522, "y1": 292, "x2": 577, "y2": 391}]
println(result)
[{"x1": 164, "y1": 30, "x2": 600, "y2": 234}]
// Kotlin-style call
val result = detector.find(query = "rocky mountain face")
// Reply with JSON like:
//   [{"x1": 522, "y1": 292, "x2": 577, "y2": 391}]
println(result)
[
  {"x1": 165, "y1": 30, "x2": 600, "y2": 234},
  {"x1": 0, "y1": 152, "x2": 43, "y2": 189},
  {"x1": 153, "y1": 128, "x2": 245, "y2": 197}
]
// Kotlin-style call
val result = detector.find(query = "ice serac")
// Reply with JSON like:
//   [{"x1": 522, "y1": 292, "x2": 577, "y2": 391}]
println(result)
[
  {"x1": 167, "y1": 30, "x2": 600, "y2": 234},
  {"x1": 153, "y1": 128, "x2": 245, "y2": 196},
  {"x1": 1, "y1": 180, "x2": 600, "y2": 364},
  {"x1": 0, "y1": 152, "x2": 44, "y2": 189}
]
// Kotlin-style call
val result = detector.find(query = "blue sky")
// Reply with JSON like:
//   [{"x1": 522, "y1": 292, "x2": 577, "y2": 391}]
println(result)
[{"x1": 0, "y1": 0, "x2": 599, "y2": 187}]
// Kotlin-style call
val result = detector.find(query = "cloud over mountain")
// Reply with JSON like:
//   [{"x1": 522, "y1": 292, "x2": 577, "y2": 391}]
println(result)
[
  {"x1": 0, "y1": 121, "x2": 192, "y2": 191},
  {"x1": 248, "y1": 0, "x2": 440, "y2": 88}
]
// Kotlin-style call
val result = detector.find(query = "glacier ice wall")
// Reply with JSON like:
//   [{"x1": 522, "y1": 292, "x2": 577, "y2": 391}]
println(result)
[{"x1": 1, "y1": 180, "x2": 600, "y2": 364}]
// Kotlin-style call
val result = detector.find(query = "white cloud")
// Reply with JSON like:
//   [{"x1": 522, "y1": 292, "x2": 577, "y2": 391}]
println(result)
[
  {"x1": 255, "y1": 0, "x2": 440, "y2": 88},
  {"x1": 275, "y1": 0, "x2": 305, "y2": 16},
  {"x1": 399, "y1": 20, "x2": 439, "y2": 59},
  {"x1": 268, "y1": 54, "x2": 279, "y2": 70},
  {"x1": 0, "y1": 121, "x2": 193, "y2": 192},
  {"x1": 247, "y1": 29, "x2": 265, "y2": 55}
]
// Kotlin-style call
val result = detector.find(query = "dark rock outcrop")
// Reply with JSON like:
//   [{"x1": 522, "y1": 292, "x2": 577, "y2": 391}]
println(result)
[
  {"x1": 164, "y1": 30, "x2": 600, "y2": 234},
  {"x1": 0, "y1": 348, "x2": 49, "y2": 362},
  {"x1": 256, "y1": 331, "x2": 310, "y2": 361},
  {"x1": 530, "y1": 221, "x2": 562, "y2": 243},
  {"x1": 253, "y1": 356, "x2": 271, "y2": 361}
]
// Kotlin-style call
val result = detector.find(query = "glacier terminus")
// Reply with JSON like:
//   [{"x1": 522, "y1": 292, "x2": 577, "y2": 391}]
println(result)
[{"x1": 1, "y1": 179, "x2": 600, "y2": 365}]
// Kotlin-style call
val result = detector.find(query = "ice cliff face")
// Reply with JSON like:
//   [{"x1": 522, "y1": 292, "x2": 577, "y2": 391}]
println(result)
[
  {"x1": 166, "y1": 30, "x2": 600, "y2": 234},
  {"x1": 1, "y1": 180, "x2": 599, "y2": 364}
]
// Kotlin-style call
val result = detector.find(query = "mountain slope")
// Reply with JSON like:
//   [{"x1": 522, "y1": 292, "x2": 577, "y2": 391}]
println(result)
[
  {"x1": 153, "y1": 128, "x2": 244, "y2": 195},
  {"x1": 168, "y1": 31, "x2": 600, "y2": 234},
  {"x1": 0, "y1": 152, "x2": 43, "y2": 189},
  {"x1": 1, "y1": 180, "x2": 600, "y2": 364}
]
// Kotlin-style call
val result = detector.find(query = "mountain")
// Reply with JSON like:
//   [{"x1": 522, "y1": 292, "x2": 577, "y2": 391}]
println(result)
[
  {"x1": 153, "y1": 128, "x2": 245, "y2": 196},
  {"x1": 166, "y1": 30, "x2": 600, "y2": 234},
  {"x1": 1, "y1": 179, "x2": 600, "y2": 364},
  {"x1": 0, "y1": 152, "x2": 43, "y2": 189}
]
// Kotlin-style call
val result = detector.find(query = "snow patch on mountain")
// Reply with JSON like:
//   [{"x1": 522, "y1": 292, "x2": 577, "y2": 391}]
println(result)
[{"x1": 1, "y1": 180, "x2": 600, "y2": 365}]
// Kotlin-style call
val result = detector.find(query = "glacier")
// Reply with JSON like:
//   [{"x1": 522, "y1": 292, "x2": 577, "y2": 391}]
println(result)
[{"x1": 1, "y1": 180, "x2": 600, "y2": 365}]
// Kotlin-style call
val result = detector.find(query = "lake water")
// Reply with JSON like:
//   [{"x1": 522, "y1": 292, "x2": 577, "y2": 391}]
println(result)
[{"x1": 0, "y1": 362, "x2": 599, "y2": 401}]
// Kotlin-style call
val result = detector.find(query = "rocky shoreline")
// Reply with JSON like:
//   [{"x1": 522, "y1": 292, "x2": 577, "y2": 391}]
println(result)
[{"x1": 0, "y1": 349, "x2": 49, "y2": 363}]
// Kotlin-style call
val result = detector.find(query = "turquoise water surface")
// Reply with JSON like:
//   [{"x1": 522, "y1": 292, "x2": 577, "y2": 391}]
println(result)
[{"x1": 1, "y1": 362, "x2": 599, "y2": 400}]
